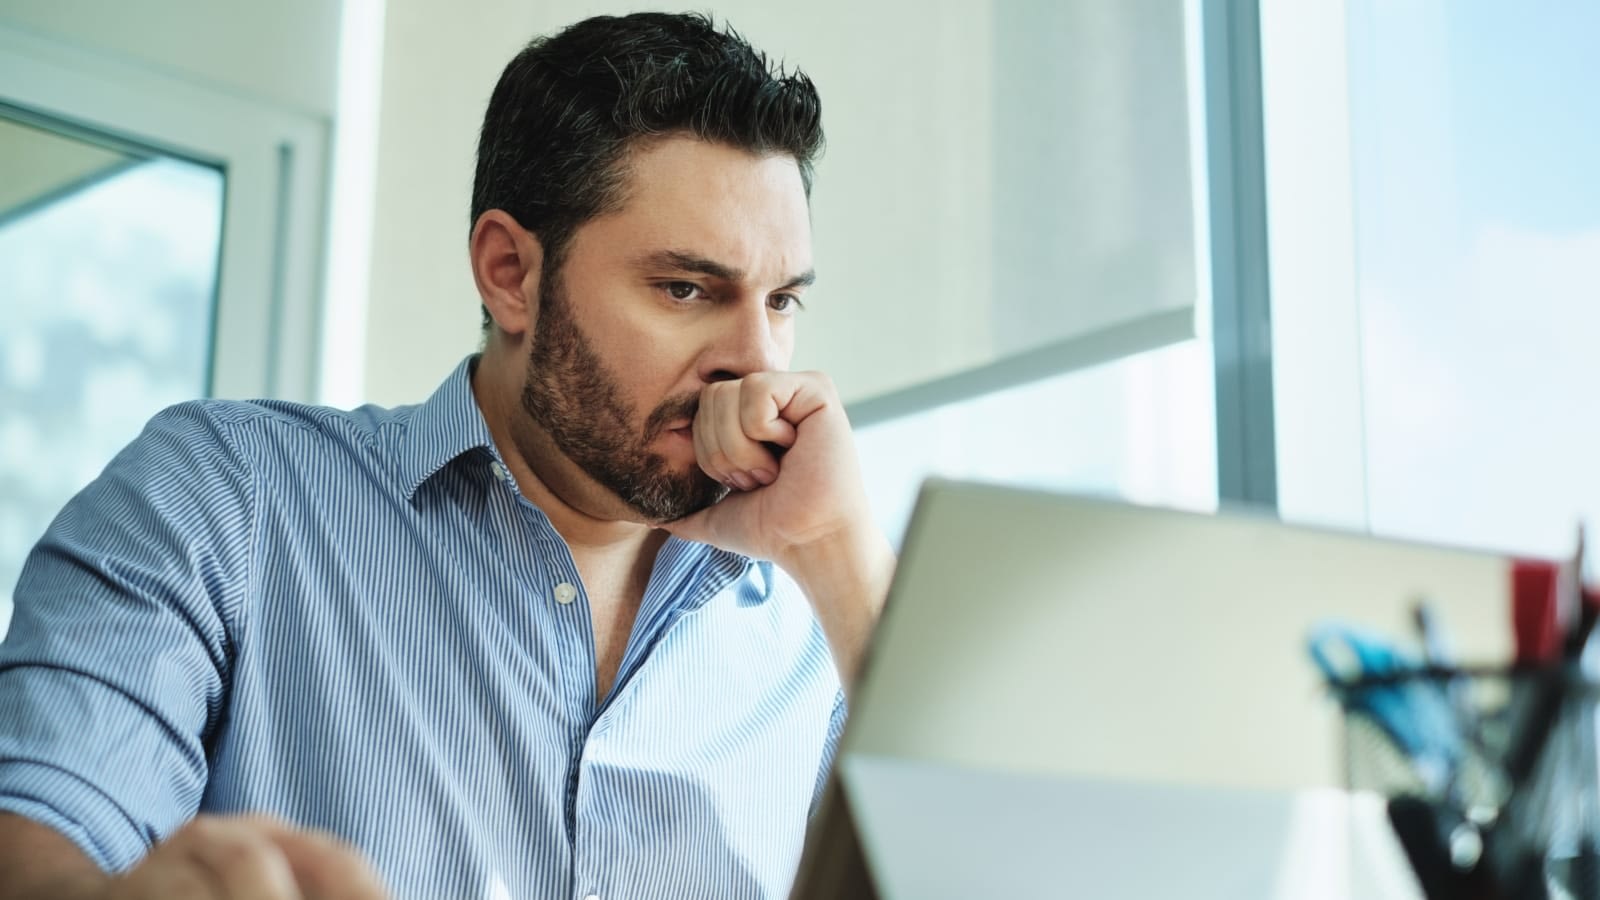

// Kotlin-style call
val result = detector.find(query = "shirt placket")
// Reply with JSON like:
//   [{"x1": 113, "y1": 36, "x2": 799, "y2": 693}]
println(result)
[
  {"x1": 566, "y1": 547, "x2": 751, "y2": 900},
  {"x1": 488, "y1": 457, "x2": 599, "y2": 897},
  {"x1": 520, "y1": 530, "x2": 596, "y2": 835}
]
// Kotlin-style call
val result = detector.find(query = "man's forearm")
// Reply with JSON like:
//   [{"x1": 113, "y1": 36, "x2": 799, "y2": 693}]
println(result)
[
  {"x1": 783, "y1": 527, "x2": 896, "y2": 689},
  {"x1": 0, "y1": 813, "x2": 110, "y2": 900}
]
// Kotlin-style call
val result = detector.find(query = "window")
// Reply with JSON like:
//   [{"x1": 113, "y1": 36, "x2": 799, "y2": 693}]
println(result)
[
  {"x1": 1265, "y1": 0, "x2": 1600, "y2": 558},
  {"x1": 0, "y1": 115, "x2": 225, "y2": 634},
  {"x1": 1347, "y1": 0, "x2": 1600, "y2": 557},
  {"x1": 856, "y1": 341, "x2": 1217, "y2": 544},
  {"x1": 0, "y1": 25, "x2": 329, "y2": 635}
]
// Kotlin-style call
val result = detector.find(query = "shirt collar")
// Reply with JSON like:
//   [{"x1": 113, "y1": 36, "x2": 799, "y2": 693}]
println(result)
[{"x1": 396, "y1": 354, "x2": 498, "y2": 502}]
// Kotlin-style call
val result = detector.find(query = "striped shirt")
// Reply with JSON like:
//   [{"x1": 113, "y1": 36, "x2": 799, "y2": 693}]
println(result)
[{"x1": 0, "y1": 355, "x2": 845, "y2": 900}]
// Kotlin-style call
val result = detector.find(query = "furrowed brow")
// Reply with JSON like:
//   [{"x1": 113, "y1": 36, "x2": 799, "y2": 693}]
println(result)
[
  {"x1": 635, "y1": 250, "x2": 744, "y2": 283},
  {"x1": 780, "y1": 269, "x2": 816, "y2": 291}
]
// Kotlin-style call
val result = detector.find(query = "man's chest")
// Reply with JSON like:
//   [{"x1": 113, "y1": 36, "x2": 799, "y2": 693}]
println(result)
[{"x1": 210, "y1": 559, "x2": 838, "y2": 899}]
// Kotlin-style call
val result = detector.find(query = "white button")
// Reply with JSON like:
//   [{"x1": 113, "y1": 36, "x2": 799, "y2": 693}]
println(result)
[
  {"x1": 490, "y1": 461, "x2": 508, "y2": 480},
  {"x1": 583, "y1": 895, "x2": 599, "y2": 900},
  {"x1": 554, "y1": 582, "x2": 578, "y2": 605}
]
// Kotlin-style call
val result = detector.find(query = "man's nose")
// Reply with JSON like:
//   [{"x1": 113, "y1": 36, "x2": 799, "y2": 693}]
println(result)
[{"x1": 698, "y1": 301, "x2": 784, "y2": 383}]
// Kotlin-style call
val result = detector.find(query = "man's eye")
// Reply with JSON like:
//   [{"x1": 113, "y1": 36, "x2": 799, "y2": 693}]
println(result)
[
  {"x1": 664, "y1": 282, "x2": 701, "y2": 301},
  {"x1": 768, "y1": 294, "x2": 804, "y2": 314}
]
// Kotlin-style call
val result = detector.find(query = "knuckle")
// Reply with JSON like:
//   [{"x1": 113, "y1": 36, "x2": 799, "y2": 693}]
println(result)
[
  {"x1": 739, "y1": 379, "x2": 765, "y2": 403},
  {"x1": 214, "y1": 835, "x2": 276, "y2": 873},
  {"x1": 183, "y1": 815, "x2": 222, "y2": 842},
  {"x1": 739, "y1": 395, "x2": 768, "y2": 422}
]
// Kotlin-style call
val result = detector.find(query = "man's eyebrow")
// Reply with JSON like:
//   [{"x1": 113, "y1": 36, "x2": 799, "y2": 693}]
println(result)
[
  {"x1": 636, "y1": 250, "x2": 815, "y2": 290},
  {"x1": 635, "y1": 250, "x2": 743, "y2": 283},
  {"x1": 781, "y1": 269, "x2": 817, "y2": 290}
]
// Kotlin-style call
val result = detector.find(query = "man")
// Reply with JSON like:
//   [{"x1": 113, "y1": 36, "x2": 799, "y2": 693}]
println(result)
[{"x1": 0, "y1": 13, "x2": 893, "y2": 900}]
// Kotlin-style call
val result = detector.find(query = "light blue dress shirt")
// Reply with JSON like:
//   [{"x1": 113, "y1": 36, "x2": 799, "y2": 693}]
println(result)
[{"x1": 0, "y1": 356, "x2": 845, "y2": 900}]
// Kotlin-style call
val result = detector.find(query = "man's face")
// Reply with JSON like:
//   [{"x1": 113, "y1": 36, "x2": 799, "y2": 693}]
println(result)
[{"x1": 516, "y1": 136, "x2": 814, "y2": 522}]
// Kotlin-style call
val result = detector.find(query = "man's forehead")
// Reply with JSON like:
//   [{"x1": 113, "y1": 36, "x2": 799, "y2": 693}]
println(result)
[{"x1": 585, "y1": 137, "x2": 813, "y2": 282}]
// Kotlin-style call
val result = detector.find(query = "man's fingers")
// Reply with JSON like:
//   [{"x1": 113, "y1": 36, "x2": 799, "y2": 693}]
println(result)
[
  {"x1": 112, "y1": 815, "x2": 385, "y2": 900},
  {"x1": 692, "y1": 373, "x2": 839, "y2": 491},
  {"x1": 116, "y1": 857, "x2": 232, "y2": 900},
  {"x1": 181, "y1": 818, "x2": 301, "y2": 900},
  {"x1": 691, "y1": 396, "x2": 731, "y2": 486},
  {"x1": 694, "y1": 383, "x2": 777, "y2": 490},
  {"x1": 264, "y1": 828, "x2": 388, "y2": 900},
  {"x1": 713, "y1": 415, "x2": 779, "y2": 489},
  {"x1": 736, "y1": 382, "x2": 798, "y2": 449}
]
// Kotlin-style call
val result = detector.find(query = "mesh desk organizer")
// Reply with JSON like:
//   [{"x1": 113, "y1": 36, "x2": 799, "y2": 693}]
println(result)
[{"x1": 1315, "y1": 543, "x2": 1600, "y2": 900}]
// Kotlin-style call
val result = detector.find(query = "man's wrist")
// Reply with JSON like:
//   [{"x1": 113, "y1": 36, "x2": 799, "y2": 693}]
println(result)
[
  {"x1": 779, "y1": 525, "x2": 896, "y2": 686},
  {"x1": 781, "y1": 525, "x2": 893, "y2": 600},
  {"x1": 0, "y1": 813, "x2": 113, "y2": 900}
]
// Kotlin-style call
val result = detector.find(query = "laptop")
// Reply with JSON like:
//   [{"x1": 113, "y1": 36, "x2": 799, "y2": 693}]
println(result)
[{"x1": 790, "y1": 479, "x2": 1512, "y2": 899}]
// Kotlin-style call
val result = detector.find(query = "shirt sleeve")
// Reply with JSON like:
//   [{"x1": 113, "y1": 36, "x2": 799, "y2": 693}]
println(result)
[{"x1": 0, "y1": 401, "x2": 256, "y2": 871}]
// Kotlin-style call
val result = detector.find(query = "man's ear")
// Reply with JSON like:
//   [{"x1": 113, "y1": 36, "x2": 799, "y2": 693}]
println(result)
[{"x1": 470, "y1": 210, "x2": 544, "y2": 337}]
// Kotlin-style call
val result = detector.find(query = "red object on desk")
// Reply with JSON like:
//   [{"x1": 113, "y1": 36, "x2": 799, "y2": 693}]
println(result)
[{"x1": 1512, "y1": 559, "x2": 1562, "y2": 664}]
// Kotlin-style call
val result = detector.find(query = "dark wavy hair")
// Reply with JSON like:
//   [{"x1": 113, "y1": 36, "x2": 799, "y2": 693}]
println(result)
[{"x1": 471, "y1": 12, "x2": 824, "y2": 330}]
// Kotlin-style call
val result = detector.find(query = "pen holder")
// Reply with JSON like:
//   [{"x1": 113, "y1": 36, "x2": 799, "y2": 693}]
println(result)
[{"x1": 1337, "y1": 667, "x2": 1600, "y2": 900}]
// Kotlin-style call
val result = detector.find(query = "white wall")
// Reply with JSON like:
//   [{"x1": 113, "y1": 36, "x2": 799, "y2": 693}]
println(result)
[
  {"x1": 0, "y1": 0, "x2": 341, "y2": 117},
  {"x1": 359, "y1": 0, "x2": 519, "y2": 407}
]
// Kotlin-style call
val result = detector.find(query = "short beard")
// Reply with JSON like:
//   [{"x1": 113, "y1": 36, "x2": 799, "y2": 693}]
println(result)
[{"x1": 519, "y1": 268, "x2": 726, "y2": 522}]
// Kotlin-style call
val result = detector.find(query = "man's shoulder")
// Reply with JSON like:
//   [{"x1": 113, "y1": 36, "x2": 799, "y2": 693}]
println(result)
[
  {"x1": 126, "y1": 396, "x2": 428, "y2": 498},
  {"x1": 151, "y1": 396, "x2": 418, "y2": 455}
]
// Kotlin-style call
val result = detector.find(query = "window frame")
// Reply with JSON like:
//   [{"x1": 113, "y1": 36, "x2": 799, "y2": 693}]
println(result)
[
  {"x1": 0, "y1": 24, "x2": 330, "y2": 402},
  {"x1": 1256, "y1": 0, "x2": 1372, "y2": 533}
]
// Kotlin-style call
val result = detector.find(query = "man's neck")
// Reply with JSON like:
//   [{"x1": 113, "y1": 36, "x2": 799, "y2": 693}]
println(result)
[
  {"x1": 470, "y1": 359, "x2": 668, "y2": 702},
  {"x1": 470, "y1": 359, "x2": 663, "y2": 558}
]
